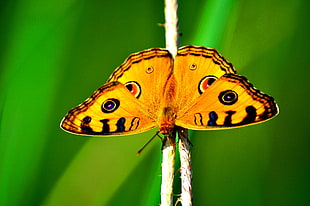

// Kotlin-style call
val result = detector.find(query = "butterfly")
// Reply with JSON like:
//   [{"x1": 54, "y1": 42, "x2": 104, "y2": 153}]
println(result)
[{"x1": 61, "y1": 45, "x2": 278, "y2": 136}]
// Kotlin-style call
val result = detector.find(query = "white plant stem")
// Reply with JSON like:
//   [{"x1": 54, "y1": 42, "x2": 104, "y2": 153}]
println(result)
[
  {"x1": 161, "y1": 0, "x2": 178, "y2": 205},
  {"x1": 161, "y1": 0, "x2": 192, "y2": 205},
  {"x1": 178, "y1": 128, "x2": 192, "y2": 206},
  {"x1": 161, "y1": 135, "x2": 176, "y2": 206},
  {"x1": 164, "y1": 0, "x2": 178, "y2": 58},
  {"x1": 161, "y1": 0, "x2": 178, "y2": 206}
]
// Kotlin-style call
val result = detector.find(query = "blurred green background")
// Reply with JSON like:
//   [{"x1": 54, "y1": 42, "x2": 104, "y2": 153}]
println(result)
[{"x1": 0, "y1": 0, "x2": 309, "y2": 205}]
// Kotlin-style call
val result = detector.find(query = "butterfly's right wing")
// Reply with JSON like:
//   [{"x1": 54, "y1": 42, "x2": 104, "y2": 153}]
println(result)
[
  {"x1": 175, "y1": 74, "x2": 279, "y2": 130},
  {"x1": 173, "y1": 45, "x2": 237, "y2": 111}
]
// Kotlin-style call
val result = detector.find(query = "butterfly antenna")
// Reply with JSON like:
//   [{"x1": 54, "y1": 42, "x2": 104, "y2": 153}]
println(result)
[{"x1": 136, "y1": 132, "x2": 162, "y2": 155}]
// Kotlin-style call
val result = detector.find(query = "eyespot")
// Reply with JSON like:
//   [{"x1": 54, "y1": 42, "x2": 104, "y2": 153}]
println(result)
[
  {"x1": 101, "y1": 98, "x2": 120, "y2": 113},
  {"x1": 124, "y1": 81, "x2": 141, "y2": 98},
  {"x1": 218, "y1": 90, "x2": 238, "y2": 105},
  {"x1": 146, "y1": 66, "x2": 154, "y2": 74},
  {"x1": 189, "y1": 63, "x2": 197, "y2": 70},
  {"x1": 198, "y1": 76, "x2": 218, "y2": 94}
]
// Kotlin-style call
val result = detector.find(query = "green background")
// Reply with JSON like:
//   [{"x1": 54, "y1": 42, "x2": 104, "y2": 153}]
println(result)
[{"x1": 0, "y1": 0, "x2": 309, "y2": 205}]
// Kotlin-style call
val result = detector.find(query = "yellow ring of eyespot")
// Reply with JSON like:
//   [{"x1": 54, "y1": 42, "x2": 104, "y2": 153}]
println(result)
[
  {"x1": 146, "y1": 66, "x2": 154, "y2": 74},
  {"x1": 101, "y1": 98, "x2": 120, "y2": 113},
  {"x1": 189, "y1": 63, "x2": 197, "y2": 70}
]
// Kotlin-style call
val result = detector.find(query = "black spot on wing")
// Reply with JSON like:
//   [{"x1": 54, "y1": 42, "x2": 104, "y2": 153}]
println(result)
[
  {"x1": 100, "y1": 119, "x2": 110, "y2": 133},
  {"x1": 224, "y1": 111, "x2": 236, "y2": 126},
  {"x1": 81, "y1": 116, "x2": 94, "y2": 133},
  {"x1": 116, "y1": 117, "x2": 126, "y2": 132},
  {"x1": 207, "y1": 111, "x2": 218, "y2": 126},
  {"x1": 240, "y1": 106, "x2": 257, "y2": 125}
]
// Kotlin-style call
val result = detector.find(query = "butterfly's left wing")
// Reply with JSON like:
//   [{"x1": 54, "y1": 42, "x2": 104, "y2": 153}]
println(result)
[
  {"x1": 107, "y1": 48, "x2": 173, "y2": 114},
  {"x1": 175, "y1": 74, "x2": 279, "y2": 129},
  {"x1": 61, "y1": 82, "x2": 157, "y2": 136}
]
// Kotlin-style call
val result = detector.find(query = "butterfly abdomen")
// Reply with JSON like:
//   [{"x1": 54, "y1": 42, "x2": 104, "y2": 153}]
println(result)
[{"x1": 158, "y1": 106, "x2": 177, "y2": 134}]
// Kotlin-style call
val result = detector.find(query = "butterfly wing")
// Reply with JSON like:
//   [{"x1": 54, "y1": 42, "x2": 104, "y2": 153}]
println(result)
[
  {"x1": 107, "y1": 48, "x2": 173, "y2": 115},
  {"x1": 175, "y1": 74, "x2": 279, "y2": 129},
  {"x1": 62, "y1": 48, "x2": 173, "y2": 136},
  {"x1": 173, "y1": 45, "x2": 237, "y2": 110},
  {"x1": 61, "y1": 82, "x2": 157, "y2": 136}
]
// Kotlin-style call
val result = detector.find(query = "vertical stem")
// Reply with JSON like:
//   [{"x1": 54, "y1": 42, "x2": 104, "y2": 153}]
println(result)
[
  {"x1": 162, "y1": 1, "x2": 178, "y2": 205},
  {"x1": 165, "y1": 0, "x2": 178, "y2": 58},
  {"x1": 161, "y1": 134, "x2": 176, "y2": 206},
  {"x1": 178, "y1": 128, "x2": 192, "y2": 206}
]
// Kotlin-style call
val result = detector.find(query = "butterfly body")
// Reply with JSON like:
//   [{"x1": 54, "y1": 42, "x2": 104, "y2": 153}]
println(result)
[{"x1": 61, "y1": 45, "x2": 278, "y2": 136}]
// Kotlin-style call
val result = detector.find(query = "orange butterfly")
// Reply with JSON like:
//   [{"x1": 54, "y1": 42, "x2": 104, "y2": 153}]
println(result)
[{"x1": 61, "y1": 45, "x2": 278, "y2": 136}]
